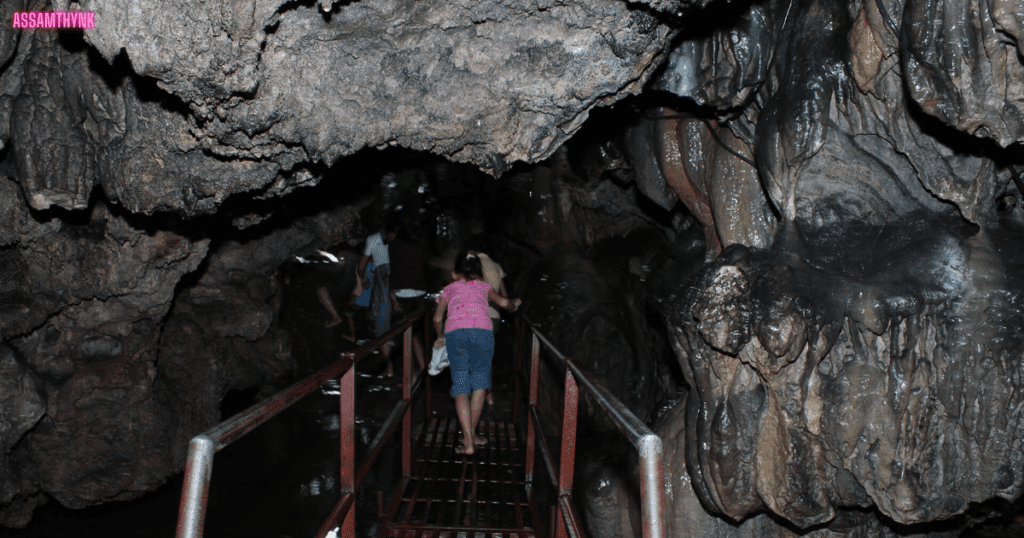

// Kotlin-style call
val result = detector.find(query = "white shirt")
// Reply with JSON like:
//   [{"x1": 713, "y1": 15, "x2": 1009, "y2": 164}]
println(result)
[{"x1": 364, "y1": 232, "x2": 390, "y2": 266}]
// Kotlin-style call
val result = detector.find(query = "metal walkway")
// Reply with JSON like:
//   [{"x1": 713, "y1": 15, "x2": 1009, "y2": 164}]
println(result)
[
  {"x1": 177, "y1": 310, "x2": 666, "y2": 538},
  {"x1": 379, "y1": 419, "x2": 540, "y2": 538}
]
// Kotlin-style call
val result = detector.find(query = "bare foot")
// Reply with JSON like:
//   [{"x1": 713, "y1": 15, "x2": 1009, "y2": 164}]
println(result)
[
  {"x1": 474, "y1": 436, "x2": 487, "y2": 447},
  {"x1": 325, "y1": 317, "x2": 342, "y2": 328},
  {"x1": 454, "y1": 444, "x2": 474, "y2": 455},
  {"x1": 341, "y1": 334, "x2": 356, "y2": 343},
  {"x1": 486, "y1": 391, "x2": 494, "y2": 406}
]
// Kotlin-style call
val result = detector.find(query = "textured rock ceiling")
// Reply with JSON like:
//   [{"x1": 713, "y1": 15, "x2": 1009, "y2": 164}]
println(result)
[{"x1": 4, "y1": 0, "x2": 680, "y2": 214}]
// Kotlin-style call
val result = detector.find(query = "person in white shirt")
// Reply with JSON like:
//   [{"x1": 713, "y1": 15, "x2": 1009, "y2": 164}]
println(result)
[{"x1": 358, "y1": 221, "x2": 399, "y2": 373}]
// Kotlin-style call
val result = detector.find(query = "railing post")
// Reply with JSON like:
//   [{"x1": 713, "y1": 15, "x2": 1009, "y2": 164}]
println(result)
[
  {"x1": 517, "y1": 316, "x2": 668, "y2": 538},
  {"x1": 555, "y1": 368, "x2": 579, "y2": 538},
  {"x1": 526, "y1": 332, "x2": 541, "y2": 483},
  {"x1": 174, "y1": 314, "x2": 426, "y2": 538},
  {"x1": 513, "y1": 318, "x2": 524, "y2": 425},
  {"x1": 339, "y1": 357, "x2": 356, "y2": 538},
  {"x1": 638, "y1": 435, "x2": 668, "y2": 538},
  {"x1": 423, "y1": 314, "x2": 432, "y2": 420},
  {"x1": 176, "y1": 435, "x2": 214, "y2": 538},
  {"x1": 402, "y1": 326, "x2": 413, "y2": 476}
]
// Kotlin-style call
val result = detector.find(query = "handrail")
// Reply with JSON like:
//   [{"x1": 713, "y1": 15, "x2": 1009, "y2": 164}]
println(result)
[
  {"x1": 519, "y1": 313, "x2": 668, "y2": 538},
  {"x1": 176, "y1": 309, "x2": 429, "y2": 538},
  {"x1": 176, "y1": 303, "x2": 666, "y2": 538},
  {"x1": 523, "y1": 317, "x2": 653, "y2": 448}
]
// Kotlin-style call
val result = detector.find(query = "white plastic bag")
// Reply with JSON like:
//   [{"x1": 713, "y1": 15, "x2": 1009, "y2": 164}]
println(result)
[{"x1": 428, "y1": 345, "x2": 449, "y2": 376}]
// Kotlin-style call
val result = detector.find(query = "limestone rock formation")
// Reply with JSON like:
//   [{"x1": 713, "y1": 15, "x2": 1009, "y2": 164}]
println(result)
[
  {"x1": 581, "y1": 393, "x2": 963, "y2": 538},
  {"x1": 669, "y1": 217, "x2": 1024, "y2": 529},
  {"x1": 592, "y1": 0, "x2": 1024, "y2": 533},
  {"x1": 0, "y1": 165, "x2": 369, "y2": 524},
  {"x1": 903, "y1": 0, "x2": 1024, "y2": 146},
  {"x1": 0, "y1": 174, "x2": 210, "y2": 524},
  {"x1": 8, "y1": 0, "x2": 678, "y2": 215}
]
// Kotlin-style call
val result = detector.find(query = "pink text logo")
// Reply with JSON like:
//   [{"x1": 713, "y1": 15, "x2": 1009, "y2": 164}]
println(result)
[{"x1": 12, "y1": 11, "x2": 95, "y2": 29}]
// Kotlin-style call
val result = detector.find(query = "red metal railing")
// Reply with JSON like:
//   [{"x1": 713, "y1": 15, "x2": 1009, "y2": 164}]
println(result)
[
  {"x1": 175, "y1": 310, "x2": 432, "y2": 538},
  {"x1": 175, "y1": 307, "x2": 667, "y2": 538},
  {"x1": 514, "y1": 314, "x2": 668, "y2": 538}
]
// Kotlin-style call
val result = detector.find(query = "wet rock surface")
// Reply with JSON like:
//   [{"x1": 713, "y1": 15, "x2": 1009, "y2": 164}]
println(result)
[
  {"x1": 0, "y1": 185, "x2": 209, "y2": 524},
  {"x1": 652, "y1": 397, "x2": 961, "y2": 538},
  {"x1": 572, "y1": 0, "x2": 1024, "y2": 530},
  {"x1": 0, "y1": 168, "x2": 365, "y2": 522},
  {"x1": 665, "y1": 214, "x2": 1024, "y2": 530},
  {"x1": 649, "y1": 0, "x2": 1021, "y2": 242}
]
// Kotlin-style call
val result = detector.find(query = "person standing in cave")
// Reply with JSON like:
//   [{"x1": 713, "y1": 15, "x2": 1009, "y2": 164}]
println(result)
[
  {"x1": 358, "y1": 220, "x2": 400, "y2": 373},
  {"x1": 433, "y1": 251, "x2": 521, "y2": 455},
  {"x1": 465, "y1": 238, "x2": 509, "y2": 407},
  {"x1": 319, "y1": 249, "x2": 360, "y2": 342},
  {"x1": 352, "y1": 259, "x2": 375, "y2": 337}
]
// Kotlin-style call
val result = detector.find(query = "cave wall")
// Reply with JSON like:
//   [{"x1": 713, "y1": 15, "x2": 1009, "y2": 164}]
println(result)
[
  {"x1": 0, "y1": 176, "x2": 209, "y2": 524},
  {"x1": 635, "y1": 0, "x2": 1024, "y2": 532},
  {"x1": 668, "y1": 224, "x2": 1024, "y2": 529},
  {"x1": 651, "y1": 0, "x2": 1021, "y2": 230},
  {"x1": 0, "y1": 161, "x2": 371, "y2": 524}
]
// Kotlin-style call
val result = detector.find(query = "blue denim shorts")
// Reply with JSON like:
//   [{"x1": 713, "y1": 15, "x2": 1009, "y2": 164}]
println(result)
[{"x1": 445, "y1": 328, "x2": 494, "y2": 397}]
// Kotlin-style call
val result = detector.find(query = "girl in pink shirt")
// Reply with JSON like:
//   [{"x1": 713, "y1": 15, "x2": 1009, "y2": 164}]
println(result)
[{"x1": 434, "y1": 251, "x2": 521, "y2": 455}]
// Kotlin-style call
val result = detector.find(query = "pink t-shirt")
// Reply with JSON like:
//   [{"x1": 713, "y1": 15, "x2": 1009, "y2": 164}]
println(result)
[{"x1": 438, "y1": 279, "x2": 493, "y2": 332}]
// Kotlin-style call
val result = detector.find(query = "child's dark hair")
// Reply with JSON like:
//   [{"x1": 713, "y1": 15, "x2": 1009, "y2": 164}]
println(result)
[{"x1": 453, "y1": 250, "x2": 484, "y2": 279}]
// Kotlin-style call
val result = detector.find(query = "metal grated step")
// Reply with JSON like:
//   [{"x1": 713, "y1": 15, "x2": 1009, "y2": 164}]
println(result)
[{"x1": 379, "y1": 419, "x2": 540, "y2": 538}]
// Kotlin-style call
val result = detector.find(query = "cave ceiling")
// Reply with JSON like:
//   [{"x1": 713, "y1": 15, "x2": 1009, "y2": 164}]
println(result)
[
  {"x1": 4, "y1": 0, "x2": 680, "y2": 214},
  {"x1": 1, "y1": 0, "x2": 1024, "y2": 532}
]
